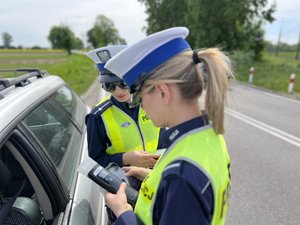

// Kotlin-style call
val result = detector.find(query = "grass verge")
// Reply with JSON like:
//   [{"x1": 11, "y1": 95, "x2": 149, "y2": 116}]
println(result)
[
  {"x1": 233, "y1": 51, "x2": 300, "y2": 96},
  {"x1": 0, "y1": 49, "x2": 98, "y2": 95}
]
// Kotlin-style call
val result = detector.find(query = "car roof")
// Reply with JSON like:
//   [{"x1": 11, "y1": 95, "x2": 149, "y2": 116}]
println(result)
[{"x1": 0, "y1": 70, "x2": 65, "y2": 136}]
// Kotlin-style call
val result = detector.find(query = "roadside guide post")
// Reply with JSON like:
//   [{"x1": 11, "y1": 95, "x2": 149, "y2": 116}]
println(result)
[
  {"x1": 288, "y1": 73, "x2": 296, "y2": 95},
  {"x1": 248, "y1": 66, "x2": 254, "y2": 83}
]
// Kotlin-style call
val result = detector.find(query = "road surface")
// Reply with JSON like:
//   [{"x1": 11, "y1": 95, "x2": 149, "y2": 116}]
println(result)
[
  {"x1": 81, "y1": 80, "x2": 300, "y2": 225},
  {"x1": 225, "y1": 82, "x2": 300, "y2": 225}
]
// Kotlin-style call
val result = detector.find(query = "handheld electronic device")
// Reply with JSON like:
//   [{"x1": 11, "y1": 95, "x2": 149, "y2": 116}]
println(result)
[
  {"x1": 106, "y1": 162, "x2": 142, "y2": 190},
  {"x1": 77, "y1": 157, "x2": 138, "y2": 206},
  {"x1": 105, "y1": 162, "x2": 129, "y2": 183}
]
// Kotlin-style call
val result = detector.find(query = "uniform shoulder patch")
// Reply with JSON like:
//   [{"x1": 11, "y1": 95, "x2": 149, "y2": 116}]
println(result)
[{"x1": 92, "y1": 99, "x2": 113, "y2": 115}]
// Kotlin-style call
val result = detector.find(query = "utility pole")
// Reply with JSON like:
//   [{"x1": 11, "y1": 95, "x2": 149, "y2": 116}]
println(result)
[
  {"x1": 275, "y1": 21, "x2": 283, "y2": 56},
  {"x1": 295, "y1": 30, "x2": 300, "y2": 60}
]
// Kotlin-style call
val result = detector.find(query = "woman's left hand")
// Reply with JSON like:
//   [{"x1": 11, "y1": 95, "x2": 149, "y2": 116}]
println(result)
[
  {"x1": 104, "y1": 182, "x2": 133, "y2": 217},
  {"x1": 123, "y1": 166, "x2": 151, "y2": 181}
]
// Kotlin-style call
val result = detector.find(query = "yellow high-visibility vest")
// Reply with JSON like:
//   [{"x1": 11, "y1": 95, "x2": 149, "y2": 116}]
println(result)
[
  {"x1": 134, "y1": 125, "x2": 231, "y2": 225},
  {"x1": 97, "y1": 97, "x2": 160, "y2": 154}
]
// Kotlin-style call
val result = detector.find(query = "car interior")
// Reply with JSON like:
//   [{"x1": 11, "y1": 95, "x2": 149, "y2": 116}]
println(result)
[{"x1": 0, "y1": 143, "x2": 44, "y2": 225}]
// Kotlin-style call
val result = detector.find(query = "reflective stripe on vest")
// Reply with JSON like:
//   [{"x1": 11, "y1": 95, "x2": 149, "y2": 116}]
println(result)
[
  {"x1": 134, "y1": 126, "x2": 231, "y2": 225},
  {"x1": 97, "y1": 97, "x2": 160, "y2": 154}
]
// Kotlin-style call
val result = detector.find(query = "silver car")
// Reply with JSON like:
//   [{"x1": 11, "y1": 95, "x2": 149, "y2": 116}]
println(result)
[{"x1": 0, "y1": 69, "x2": 107, "y2": 225}]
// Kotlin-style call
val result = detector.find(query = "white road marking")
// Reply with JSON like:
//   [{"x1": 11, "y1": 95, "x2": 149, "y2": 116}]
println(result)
[
  {"x1": 226, "y1": 108, "x2": 300, "y2": 148},
  {"x1": 262, "y1": 92, "x2": 300, "y2": 105}
]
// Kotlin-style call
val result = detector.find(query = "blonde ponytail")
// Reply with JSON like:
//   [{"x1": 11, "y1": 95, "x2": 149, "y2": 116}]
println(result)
[{"x1": 197, "y1": 48, "x2": 232, "y2": 134}]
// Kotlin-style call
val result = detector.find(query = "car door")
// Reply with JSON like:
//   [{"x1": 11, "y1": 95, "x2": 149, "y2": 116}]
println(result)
[{"x1": 1, "y1": 85, "x2": 107, "y2": 225}]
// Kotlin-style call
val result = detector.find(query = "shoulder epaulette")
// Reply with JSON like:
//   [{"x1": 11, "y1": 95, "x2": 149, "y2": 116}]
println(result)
[
  {"x1": 163, "y1": 161, "x2": 182, "y2": 176},
  {"x1": 92, "y1": 99, "x2": 113, "y2": 115}
]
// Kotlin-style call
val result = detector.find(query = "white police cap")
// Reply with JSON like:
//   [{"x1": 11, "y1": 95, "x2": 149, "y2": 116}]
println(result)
[
  {"x1": 87, "y1": 45, "x2": 127, "y2": 83},
  {"x1": 105, "y1": 27, "x2": 190, "y2": 87}
]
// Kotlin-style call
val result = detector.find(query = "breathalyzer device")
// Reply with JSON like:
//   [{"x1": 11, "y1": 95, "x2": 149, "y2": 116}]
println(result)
[{"x1": 77, "y1": 157, "x2": 138, "y2": 206}]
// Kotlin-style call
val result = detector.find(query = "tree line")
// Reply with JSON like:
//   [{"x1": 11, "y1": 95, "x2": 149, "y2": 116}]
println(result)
[
  {"x1": 138, "y1": 0, "x2": 275, "y2": 60},
  {"x1": 1, "y1": 14, "x2": 125, "y2": 55}
]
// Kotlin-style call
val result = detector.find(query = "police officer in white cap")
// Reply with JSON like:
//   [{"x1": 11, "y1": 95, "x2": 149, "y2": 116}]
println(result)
[
  {"x1": 104, "y1": 28, "x2": 232, "y2": 225},
  {"x1": 85, "y1": 45, "x2": 166, "y2": 168}
]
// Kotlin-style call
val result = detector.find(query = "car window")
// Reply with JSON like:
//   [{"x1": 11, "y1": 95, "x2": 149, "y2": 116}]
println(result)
[
  {"x1": 22, "y1": 91, "x2": 83, "y2": 191},
  {"x1": 52, "y1": 86, "x2": 86, "y2": 128}
]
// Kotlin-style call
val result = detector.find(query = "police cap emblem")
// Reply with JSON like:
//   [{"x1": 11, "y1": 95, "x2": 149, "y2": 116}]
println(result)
[{"x1": 97, "y1": 50, "x2": 111, "y2": 63}]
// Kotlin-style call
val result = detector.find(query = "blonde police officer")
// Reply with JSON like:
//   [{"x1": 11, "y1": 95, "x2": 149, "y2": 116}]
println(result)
[
  {"x1": 85, "y1": 45, "x2": 165, "y2": 169},
  {"x1": 104, "y1": 28, "x2": 232, "y2": 225}
]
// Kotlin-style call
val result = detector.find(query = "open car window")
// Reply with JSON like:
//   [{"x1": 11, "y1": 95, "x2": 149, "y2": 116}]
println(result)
[
  {"x1": 51, "y1": 86, "x2": 86, "y2": 128},
  {"x1": 22, "y1": 87, "x2": 83, "y2": 191}
]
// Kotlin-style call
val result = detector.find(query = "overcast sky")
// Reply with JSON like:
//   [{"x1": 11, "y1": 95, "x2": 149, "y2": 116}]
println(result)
[{"x1": 0, "y1": 0, "x2": 299, "y2": 48}]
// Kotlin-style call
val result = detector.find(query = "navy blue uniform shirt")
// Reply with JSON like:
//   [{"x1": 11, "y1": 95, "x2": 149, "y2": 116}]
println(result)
[
  {"x1": 85, "y1": 96, "x2": 166, "y2": 167},
  {"x1": 115, "y1": 116, "x2": 214, "y2": 225}
]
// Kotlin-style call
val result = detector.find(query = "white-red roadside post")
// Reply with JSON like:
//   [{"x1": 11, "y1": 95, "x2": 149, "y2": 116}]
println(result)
[
  {"x1": 248, "y1": 66, "x2": 254, "y2": 83},
  {"x1": 288, "y1": 73, "x2": 296, "y2": 95}
]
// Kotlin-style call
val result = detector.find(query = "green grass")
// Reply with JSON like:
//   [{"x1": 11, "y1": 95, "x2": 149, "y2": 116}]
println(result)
[
  {"x1": 233, "y1": 51, "x2": 300, "y2": 95},
  {"x1": 0, "y1": 49, "x2": 98, "y2": 95},
  {"x1": 1, "y1": 49, "x2": 299, "y2": 97}
]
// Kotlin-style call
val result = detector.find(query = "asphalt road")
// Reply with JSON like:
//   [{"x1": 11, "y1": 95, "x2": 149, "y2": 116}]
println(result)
[
  {"x1": 81, "y1": 78, "x2": 107, "y2": 108},
  {"x1": 82, "y1": 80, "x2": 300, "y2": 224},
  {"x1": 225, "y1": 82, "x2": 300, "y2": 225}
]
